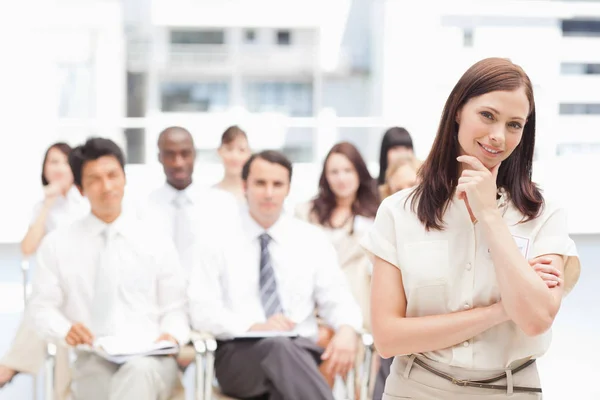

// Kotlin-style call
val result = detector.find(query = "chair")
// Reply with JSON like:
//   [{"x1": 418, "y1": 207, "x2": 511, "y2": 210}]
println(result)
[
  {"x1": 20, "y1": 257, "x2": 39, "y2": 399},
  {"x1": 43, "y1": 332, "x2": 208, "y2": 400},
  {"x1": 194, "y1": 333, "x2": 375, "y2": 400}
]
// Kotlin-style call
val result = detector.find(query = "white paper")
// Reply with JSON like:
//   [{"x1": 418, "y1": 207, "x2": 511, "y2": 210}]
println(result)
[{"x1": 77, "y1": 336, "x2": 179, "y2": 364}]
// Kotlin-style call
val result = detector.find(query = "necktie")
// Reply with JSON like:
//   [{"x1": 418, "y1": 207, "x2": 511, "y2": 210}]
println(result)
[
  {"x1": 173, "y1": 193, "x2": 193, "y2": 255},
  {"x1": 259, "y1": 233, "x2": 283, "y2": 318},
  {"x1": 91, "y1": 227, "x2": 119, "y2": 337}
]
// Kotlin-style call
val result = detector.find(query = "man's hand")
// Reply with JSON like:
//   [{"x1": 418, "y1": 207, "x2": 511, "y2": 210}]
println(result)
[
  {"x1": 155, "y1": 333, "x2": 179, "y2": 345},
  {"x1": 65, "y1": 323, "x2": 94, "y2": 346},
  {"x1": 321, "y1": 325, "x2": 358, "y2": 378},
  {"x1": 529, "y1": 256, "x2": 562, "y2": 288},
  {"x1": 249, "y1": 314, "x2": 296, "y2": 332}
]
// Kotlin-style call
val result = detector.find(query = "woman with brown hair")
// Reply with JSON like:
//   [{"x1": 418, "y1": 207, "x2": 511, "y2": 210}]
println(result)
[
  {"x1": 295, "y1": 142, "x2": 379, "y2": 386},
  {"x1": 1, "y1": 142, "x2": 88, "y2": 396},
  {"x1": 297, "y1": 142, "x2": 379, "y2": 325},
  {"x1": 214, "y1": 125, "x2": 251, "y2": 202},
  {"x1": 363, "y1": 58, "x2": 581, "y2": 398}
]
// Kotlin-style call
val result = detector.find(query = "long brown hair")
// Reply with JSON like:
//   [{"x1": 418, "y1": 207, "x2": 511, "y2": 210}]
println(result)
[
  {"x1": 312, "y1": 142, "x2": 380, "y2": 226},
  {"x1": 409, "y1": 57, "x2": 543, "y2": 230}
]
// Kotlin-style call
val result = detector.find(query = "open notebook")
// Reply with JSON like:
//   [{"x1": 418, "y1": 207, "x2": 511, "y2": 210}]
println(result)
[{"x1": 78, "y1": 336, "x2": 179, "y2": 364}]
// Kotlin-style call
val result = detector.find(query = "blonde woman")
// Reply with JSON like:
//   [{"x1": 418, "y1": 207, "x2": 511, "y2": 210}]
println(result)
[{"x1": 379, "y1": 156, "x2": 422, "y2": 200}]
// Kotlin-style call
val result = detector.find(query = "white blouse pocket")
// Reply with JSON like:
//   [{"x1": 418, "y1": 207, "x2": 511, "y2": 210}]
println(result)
[{"x1": 402, "y1": 240, "x2": 450, "y2": 317}]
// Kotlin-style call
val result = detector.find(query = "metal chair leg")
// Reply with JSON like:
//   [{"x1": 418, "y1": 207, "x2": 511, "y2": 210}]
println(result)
[
  {"x1": 360, "y1": 333, "x2": 374, "y2": 400},
  {"x1": 193, "y1": 339, "x2": 207, "y2": 400},
  {"x1": 345, "y1": 369, "x2": 355, "y2": 400},
  {"x1": 45, "y1": 343, "x2": 57, "y2": 400},
  {"x1": 203, "y1": 338, "x2": 217, "y2": 400},
  {"x1": 20, "y1": 257, "x2": 38, "y2": 400},
  {"x1": 20, "y1": 258, "x2": 30, "y2": 307}
]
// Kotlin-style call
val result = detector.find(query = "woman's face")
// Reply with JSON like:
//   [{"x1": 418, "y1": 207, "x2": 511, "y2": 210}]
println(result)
[
  {"x1": 456, "y1": 88, "x2": 529, "y2": 170},
  {"x1": 218, "y1": 136, "x2": 251, "y2": 177},
  {"x1": 388, "y1": 165, "x2": 417, "y2": 194},
  {"x1": 44, "y1": 148, "x2": 73, "y2": 189},
  {"x1": 387, "y1": 145, "x2": 413, "y2": 165},
  {"x1": 325, "y1": 153, "x2": 360, "y2": 200}
]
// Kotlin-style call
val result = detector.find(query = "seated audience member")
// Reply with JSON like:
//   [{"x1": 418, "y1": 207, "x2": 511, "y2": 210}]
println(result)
[
  {"x1": 214, "y1": 125, "x2": 251, "y2": 202},
  {"x1": 29, "y1": 138, "x2": 189, "y2": 400},
  {"x1": 377, "y1": 127, "x2": 414, "y2": 187},
  {"x1": 145, "y1": 126, "x2": 239, "y2": 274},
  {"x1": 1, "y1": 142, "x2": 88, "y2": 397},
  {"x1": 188, "y1": 150, "x2": 363, "y2": 400},
  {"x1": 378, "y1": 155, "x2": 422, "y2": 199}
]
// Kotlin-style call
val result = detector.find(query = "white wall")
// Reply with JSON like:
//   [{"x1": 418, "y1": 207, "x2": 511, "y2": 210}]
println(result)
[{"x1": 0, "y1": 1, "x2": 125, "y2": 243}]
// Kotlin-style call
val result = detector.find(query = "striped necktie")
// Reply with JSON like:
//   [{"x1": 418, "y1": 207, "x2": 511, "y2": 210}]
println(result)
[{"x1": 258, "y1": 233, "x2": 283, "y2": 318}]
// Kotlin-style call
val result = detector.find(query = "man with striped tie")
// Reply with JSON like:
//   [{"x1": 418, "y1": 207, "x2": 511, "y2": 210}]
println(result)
[{"x1": 188, "y1": 150, "x2": 363, "y2": 400}]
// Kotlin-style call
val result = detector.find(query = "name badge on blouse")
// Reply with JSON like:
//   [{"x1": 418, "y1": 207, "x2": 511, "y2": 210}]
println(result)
[
  {"x1": 488, "y1": 235, "x2": 530, "y2": 258},
  {"x1": 512, "y1": 235, "x2": 531, "y2": 258}
]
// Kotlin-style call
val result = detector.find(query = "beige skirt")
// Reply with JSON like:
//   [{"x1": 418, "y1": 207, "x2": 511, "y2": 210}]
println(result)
[{"x1": 383, "y1": 355, "x2": 542, "y2": 399}]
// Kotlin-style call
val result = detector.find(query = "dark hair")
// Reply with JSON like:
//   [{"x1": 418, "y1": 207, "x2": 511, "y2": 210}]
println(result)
[
  {"x1": 41, "y1": 142, "x2": 72, "y2": 186},
  {"x1": 312, "y1": 142, "x2": 380, "y2": 226},
  {"x1": 242, "y1": 150, "x2": 293, "y2": 182},
  {"x1": 69, "y1": 137, "x2": 126, "y2": 187},
  {"x1": 221, "y1": 125, "x2": 248, "y2": 146},
  {"x1": 378, "y1": 127, "x2": 414, "y2": 184},
  {"x1": 409, "y1": 57, "x2": 543, "y2": 231}
]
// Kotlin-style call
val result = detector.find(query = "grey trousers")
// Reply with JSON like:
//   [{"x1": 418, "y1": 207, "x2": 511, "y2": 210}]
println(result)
[
  {"x1": 373, "y1": 356, "x2": 393, "y2": 400},
  {"x1": 215, "y1": 336, "x2": 334, "y2": 400},
  {"x1": 71, "y1": 353, "x2": 179, "y2": 400}
]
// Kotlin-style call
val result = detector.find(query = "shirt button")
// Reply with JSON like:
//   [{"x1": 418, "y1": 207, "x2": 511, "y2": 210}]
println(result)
[
  {"x1": 463, "y1": 341, "x2": 470, "y2": 347},
  {"x1": 463, "y1": 303, "x2": 471, "y2": 310},
  {"x1": 466, "y1": 262, "x2": 472, "y2": 271}
]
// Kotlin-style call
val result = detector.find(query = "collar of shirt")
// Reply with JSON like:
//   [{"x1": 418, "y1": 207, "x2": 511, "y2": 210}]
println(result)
[
  {"x1": 163, "y1": 182, "x2": 196, "y2": 207},
  {"x1": 66, "y1": 185, "x2": 84, "y2": 202},
  {"x1": 240, "y1": 208, "x2": 289, "y2": 246},
  {"x1": 83, "y1": 211, "x2": 137, "y2": 240}
]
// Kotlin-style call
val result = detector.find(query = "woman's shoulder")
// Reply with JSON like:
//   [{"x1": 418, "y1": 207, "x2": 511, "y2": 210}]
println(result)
[
  {"x1": 379, "y1": 186, "x2": 417, "y2": 215},
  {"x1": 506, "y1": 190, "x2": 567, "y2": 227}
]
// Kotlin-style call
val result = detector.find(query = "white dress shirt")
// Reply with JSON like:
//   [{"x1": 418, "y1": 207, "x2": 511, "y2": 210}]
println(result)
[
  {"x1": 143, "y1": 182, "x2": 240, "y2": 269},
  {"x1": 30, "y1": 186, "x2": 89, "y2": 233},
  {"x1": 188, "y1": 208, "x2": 363, "y2": 340},
  {"x1": 361, "y1": 187, "x2": 581, "y2": 369},
  {"x1": 29, "y1": 212, "x2": 190, "y2": 346}
]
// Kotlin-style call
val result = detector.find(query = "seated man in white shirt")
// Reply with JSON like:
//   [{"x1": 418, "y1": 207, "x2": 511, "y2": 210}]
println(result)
[
  {"x1": 188, "y1": 150, "x2": 363, "y2": 400},
  {"x1": 28, "y1": 138, "x2": 190, "y2": 400},
  {"x1": 145, "y1": 126, "x2": 239, "y2": 272}
]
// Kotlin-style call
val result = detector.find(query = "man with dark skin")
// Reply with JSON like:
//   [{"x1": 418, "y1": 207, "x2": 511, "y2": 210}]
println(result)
[
  {"x1": 158, "y1": 127, "x2": 196, "y2": 191},
  {"x1": 145, "y1": 126, "x2": 239, "y2": 266}
]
